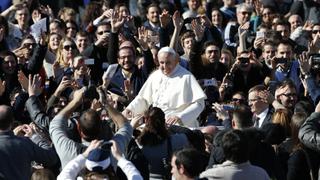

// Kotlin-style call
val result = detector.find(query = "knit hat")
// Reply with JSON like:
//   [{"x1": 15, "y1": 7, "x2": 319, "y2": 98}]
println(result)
[{"x1": 85, "y1": 148, "x2": 111, "y2": 172}]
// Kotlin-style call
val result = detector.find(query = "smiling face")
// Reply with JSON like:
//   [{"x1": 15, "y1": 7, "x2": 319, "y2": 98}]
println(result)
[
  {"x1": 49, "y1": 34, "x2": 62, "y2": 52},
  {"x1": 147, "y1": 6, "x2": 160, "y2": 24},
  {"x1": 21, "y1": 37, "x2": 36, "y2": 59},
  {"x1": 118, "y1": 48, "x2": 135, "y2": 71},
  {"x1": 205, "y1": 45, "x2": 220, "y2": 63},
  {"x1": 15, "y1": 8, "x2": 29, "y2": 28},
  {"x1": 211, "y1": 10, "x2": 223, "y2": 27}
]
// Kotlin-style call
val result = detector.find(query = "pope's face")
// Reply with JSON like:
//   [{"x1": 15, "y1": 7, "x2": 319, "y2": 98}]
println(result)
[{"x1": 158, "y1": 52, "x2": 178, "y2": 76}]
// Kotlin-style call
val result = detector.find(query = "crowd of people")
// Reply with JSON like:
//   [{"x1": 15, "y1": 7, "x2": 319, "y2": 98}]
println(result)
[{"x1": 1, "y1": 0, "x2": 320, "y2": 179}]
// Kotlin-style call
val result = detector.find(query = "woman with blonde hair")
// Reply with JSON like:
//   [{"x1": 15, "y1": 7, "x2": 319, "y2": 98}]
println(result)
[
  {"x1": 272, "y1": 108, "x2": 292, "y2": 138},
  {"x1": 53, "y1": 37, "x2": 79, "y2": 82},
  {"x1": 43, "y1": 33, "x2": 62, "y2": 78}
]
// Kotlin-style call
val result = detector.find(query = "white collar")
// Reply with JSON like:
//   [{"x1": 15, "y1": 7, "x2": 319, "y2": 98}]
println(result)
[{"x1": 257, "y1": 107, "x2": 269, "y2": 127}]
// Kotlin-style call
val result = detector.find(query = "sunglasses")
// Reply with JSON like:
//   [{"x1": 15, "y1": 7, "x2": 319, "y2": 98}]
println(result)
[
  {"x1": 312, "y1": 30, "x2": 320, "y2": 34},
  {"x1": 232, "y1": 98, "x2": 245, "y2": 103},
  {"x1": 97, "y1": 30, "x2": 110, "y2": 35},
  {"x1": 63, "y1": 44, "x2": 77, "y2": 50}
]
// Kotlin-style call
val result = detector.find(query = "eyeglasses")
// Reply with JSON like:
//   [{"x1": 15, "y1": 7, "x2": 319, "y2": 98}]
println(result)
[
  {"x1": 262, "y1": 12, "x2": 272, "y2": 17},
  {"x1": 63, "y1": 44, "x2": 77, "y2": 50},
  {"x1": 97, "y1": 30, "x2": 110, "y2": 35},
  {"x1": 312, "y1": 30, "x2": 320, "y2": 34},
  {"x1": 232, "y1": 98, "x2": 245, "y2": 103}
]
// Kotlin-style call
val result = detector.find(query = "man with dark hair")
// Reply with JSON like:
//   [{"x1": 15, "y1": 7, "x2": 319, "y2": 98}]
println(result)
[
  {"x1": 232, "y1": 105, "x2": 253, "y2": 129},
  {"x1": 0, "y1": 105, "x2": 58, "y2": 180},
  {"x1": 143, "y1": 3, "x2": 161, "y2": 33},
  {"x1": 82, "y1": 22, "x2": 112, "y2": 84},
  {"x1": 49, "y1": 87, "x2": 133, "y2": 168},
  {"x1": 200, "y1": 130, "x2": 269, "y2": 180},
  {"x1": 171, "y1": 148, "x2": 207, "y2": 180},
  {"x1": 274, "y1": 41, "x2": 301, "y2": 91}
]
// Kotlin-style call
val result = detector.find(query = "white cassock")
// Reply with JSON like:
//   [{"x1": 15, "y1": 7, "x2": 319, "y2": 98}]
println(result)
[{"x1": 126, "y1": 64, "x2": 206, "y2": 127}]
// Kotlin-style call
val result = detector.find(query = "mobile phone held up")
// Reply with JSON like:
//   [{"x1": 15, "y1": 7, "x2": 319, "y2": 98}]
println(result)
[{"x1": 203, "y1": 78, "x2": 218, "y2": 87}]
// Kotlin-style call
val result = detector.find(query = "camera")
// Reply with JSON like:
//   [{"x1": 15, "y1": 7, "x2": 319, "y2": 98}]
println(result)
[
  {"x1": 238, "y1": 57, "x2": 249, "y2": 64},
  {"x1": 222, "y1": 105, "x2": 234, "y2": 111},
  {"x1": 311, "y1": 54, "x2": 320, "y2": 71},
  {"x1": 275, "y1": 58, "x2": 287, "y2": 64},
  {"x1": 101, "y1": 141, "x2": 113, "y2": 150},
  {"x1": 203, "y1": 78, "x2": 218, "y2": 87}
]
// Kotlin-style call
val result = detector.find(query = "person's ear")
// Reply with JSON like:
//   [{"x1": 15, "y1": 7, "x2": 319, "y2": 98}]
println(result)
[
  {"x1": 178, "y1": 164, "x2": 185, "y2": 175},
  {"x1": 231, "y1": 119, "x2": 236, "y2": 129}
]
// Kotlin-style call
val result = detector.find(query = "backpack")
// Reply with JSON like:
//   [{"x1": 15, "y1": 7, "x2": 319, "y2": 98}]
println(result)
[{"x1": 125, "y1": 139, "x2": 150, "y2": 180}]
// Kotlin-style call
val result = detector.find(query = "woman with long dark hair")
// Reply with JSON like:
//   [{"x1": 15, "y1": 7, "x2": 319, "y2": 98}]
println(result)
[{"x1": 136, "y1": 107, "x2": 190, "y2": 180}]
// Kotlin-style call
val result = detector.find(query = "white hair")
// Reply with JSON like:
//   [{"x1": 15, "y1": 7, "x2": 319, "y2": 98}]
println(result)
[{"x1": 158, "y1": 47, "x2": 177, "y2": 59}]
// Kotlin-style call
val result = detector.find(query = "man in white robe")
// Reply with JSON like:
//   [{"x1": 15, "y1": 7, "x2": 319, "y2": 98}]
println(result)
[{"x1": 124, "y1": 47, "x2": 206, "y2": 127}]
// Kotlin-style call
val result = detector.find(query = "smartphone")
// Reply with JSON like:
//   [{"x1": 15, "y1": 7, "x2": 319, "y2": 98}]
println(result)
[
  {"x1": 238, "y1": 57, "x2": 249, "y2": 64},
  {"x1": 275, "y1": 58, "x2": 287, "y2": 64},
  {"x1": 222, "y1": 105, "x2": 234, "y2": 111},
  {"x1": 101, "y1": 141, "x2": 113, "y2": 150},
  {"x1": 203, "y1": 79, "x2": 218, "y2": 87},
  {"x1": 256, "y1": 31, "x2": 265, "y2": 39},
  {"x1": 84, "y1": 58, "x2": 95, "y2": 65}
]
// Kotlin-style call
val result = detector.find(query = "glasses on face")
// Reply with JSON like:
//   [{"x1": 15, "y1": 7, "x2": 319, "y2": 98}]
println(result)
[
  {"x1": 232, "y1": 98, "x2": 245, "y2": 104},
  {"x1": 312, "y1": 30, "x2": 320, "y2": 34},
  {"x1": 97, "y1": 30, "x2": 110, "y2": 35},
  {"x1": 63, "y1": 44, "x2": 77, "y2": 51}
]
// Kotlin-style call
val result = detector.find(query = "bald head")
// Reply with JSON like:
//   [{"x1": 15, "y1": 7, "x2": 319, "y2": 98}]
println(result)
[
  {"x1": 0, "y1": 105, "x2": 14, "y2": 130},
  {"x1": 158, "y1": 47, "x2": 179, "y2": 76}
]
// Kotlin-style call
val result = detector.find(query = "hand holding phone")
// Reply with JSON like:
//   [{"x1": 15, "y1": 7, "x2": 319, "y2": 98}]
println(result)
[{"x1": 203, "y1": 78, "x2": 218, "y2": 87}]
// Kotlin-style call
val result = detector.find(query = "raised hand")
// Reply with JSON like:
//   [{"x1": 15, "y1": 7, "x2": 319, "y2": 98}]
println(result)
[
  {"x1": 54, "y1": 76, "x2": 72, "y2": 97},
  {"x1": 135, "y1": 26, "x2": 149, "y2": 50},
  {"x1": 28, "y1": 74, "x2": 43, "y2": 96},
  {"x1": 18, "y1": 71, "x2": 28, "y2": 91},
  {"x1": 198, "y1": 15, "x2": 212, "y2": 28},
  {"x1": 82, "y1": 140, "x2": 103, "y2": 158},
  {"x1": 111, "y1": 10, "x2": 125, "y2": 33},
  {"x1": 172, "y1": 11, "x2": 183, "y2": 30},
  {"x1": 309, "y1": 33, "x2": 320, "y2": 53},
  {"x1": 298, "y1": 51, "x2": 312, "y2": 75},
  {"x1": 302, "y1": 20, "x2": 314, "y2": 31},
  {"x1": 191, "y1": 19, "x2": 205, "y2": 41},
  {"x1": 160, "y1": 9, "x2": 171, "y2": 28}
]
